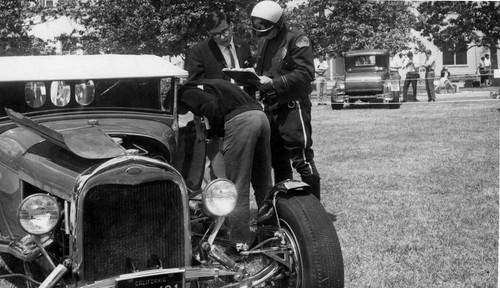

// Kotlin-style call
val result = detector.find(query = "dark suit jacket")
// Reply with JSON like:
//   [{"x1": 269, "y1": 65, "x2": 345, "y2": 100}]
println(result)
[{"x1": 186, "y1": 37, "x2": 253, "y2": 82}]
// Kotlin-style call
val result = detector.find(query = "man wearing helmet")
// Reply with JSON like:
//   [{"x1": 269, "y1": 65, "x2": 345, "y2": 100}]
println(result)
[{"x1": 249, "y1": 0, "x2": 321, "y2": 200}]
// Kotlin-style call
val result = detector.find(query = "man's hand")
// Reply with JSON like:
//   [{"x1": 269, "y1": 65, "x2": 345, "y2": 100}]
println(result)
[{"x1": 248, "y1": 76, "x2": 274, "y2": 91}]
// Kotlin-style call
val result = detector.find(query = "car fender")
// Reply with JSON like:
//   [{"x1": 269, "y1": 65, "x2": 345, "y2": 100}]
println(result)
[{"x1": 257, "y1": 179, "x2": 310, "y2": 223}]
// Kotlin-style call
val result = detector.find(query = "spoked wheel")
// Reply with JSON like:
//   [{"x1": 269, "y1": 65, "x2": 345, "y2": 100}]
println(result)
[{"x1": 259, "y1": 193, "x2": 344, "y2": 288}]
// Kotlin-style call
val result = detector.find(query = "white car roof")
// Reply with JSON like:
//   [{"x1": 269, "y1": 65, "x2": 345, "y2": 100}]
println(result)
[{"x1": 0, "y1": 54, "x2": 188, "y2": 82}]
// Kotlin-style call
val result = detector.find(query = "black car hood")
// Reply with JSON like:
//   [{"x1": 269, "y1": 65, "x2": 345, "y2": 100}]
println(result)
[{"x1": 6, "y1": 108, "x2": 126, "y2": 159}]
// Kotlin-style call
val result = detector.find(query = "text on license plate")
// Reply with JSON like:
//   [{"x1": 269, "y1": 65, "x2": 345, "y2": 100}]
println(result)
[{"x1": 116, "y1": 272, "x2": 183, "y2": 288}]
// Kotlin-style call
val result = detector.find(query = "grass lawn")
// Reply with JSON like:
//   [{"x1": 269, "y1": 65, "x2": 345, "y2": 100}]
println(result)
[{"x1": 312, "y1": 99, "x2": 499, "y2": 287}]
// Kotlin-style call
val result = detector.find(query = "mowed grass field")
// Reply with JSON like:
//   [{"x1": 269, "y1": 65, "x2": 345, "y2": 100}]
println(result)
[{"x1": 312, "y1": 97, "x2": 499, "y2": 287}]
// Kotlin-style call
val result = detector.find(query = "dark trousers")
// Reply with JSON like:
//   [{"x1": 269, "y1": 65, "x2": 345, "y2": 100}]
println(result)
[
  {"x1": 479, "y1": 68, "x2": 488, "y2": 85},
  {"x1": 425, "y1": 70, "x2": 436, "y2": 101},
  {"x1": 403, "y1": 73, "x2": 419, "y2": 101},
  {"x1": 265, "y1": 99, "x2": 321, "y2": 200},
  {"x1": 224, "y1": 110, "x2": 272, "y2": 244}
]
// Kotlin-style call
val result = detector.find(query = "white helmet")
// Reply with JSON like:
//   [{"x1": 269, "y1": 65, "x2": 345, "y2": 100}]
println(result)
[{"x1": 251, "y1": 1, "x2": 283, "y2": 33}]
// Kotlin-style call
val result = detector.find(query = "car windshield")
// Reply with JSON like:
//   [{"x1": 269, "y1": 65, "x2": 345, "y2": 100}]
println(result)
[
  {"x1": 0, "y1": 77, "x2": 174, "y2": 118},
  {"x1": 345, "y1": 54, "x2": 388, "y2": 70}
]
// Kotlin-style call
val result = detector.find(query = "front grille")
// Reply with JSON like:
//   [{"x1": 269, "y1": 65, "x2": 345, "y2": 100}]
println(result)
[{"x1": 82, "y1": 181, "x2": 185, "y2": 281}]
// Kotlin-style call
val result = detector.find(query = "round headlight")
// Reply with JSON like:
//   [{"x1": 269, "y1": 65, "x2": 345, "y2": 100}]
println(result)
[
  {"x1": 202, "y1": 179, "x2": 237, "y2": 217},
  {"x1": 17, "y1": 194, "x2": 61, "y2": 235}
]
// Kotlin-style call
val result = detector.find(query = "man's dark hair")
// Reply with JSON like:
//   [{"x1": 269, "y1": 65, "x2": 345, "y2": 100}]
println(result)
[{"x1": 205, "y1": 11, "x2": 231, "y2": 31}]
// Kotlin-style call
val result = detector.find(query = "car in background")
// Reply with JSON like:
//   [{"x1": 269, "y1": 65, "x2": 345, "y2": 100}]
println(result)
[
  {"x1": 330, "y1": 49, "x2": 401, "y2": 109},
  {"x1": 0, "y1": 54, "x2": 343, "y2": 288}
]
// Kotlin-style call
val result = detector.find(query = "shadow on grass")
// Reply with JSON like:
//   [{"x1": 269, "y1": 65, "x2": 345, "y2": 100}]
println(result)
[
  {"x1": 342, "y1": 105, "x2": 393, "y2": 110},
  {"x1": 328, "y1": 212, "x2": 337, "y2": 222}
]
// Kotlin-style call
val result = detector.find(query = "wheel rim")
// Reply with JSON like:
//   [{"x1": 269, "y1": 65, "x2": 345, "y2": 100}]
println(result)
[{"x1": 277, "y1": 219, "x2": 303, "y2": 287}]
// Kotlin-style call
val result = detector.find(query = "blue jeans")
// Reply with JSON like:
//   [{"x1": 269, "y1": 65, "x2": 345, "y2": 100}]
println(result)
[{"x1": 223, "y1": 110, "x2": 272, "y2": 244}]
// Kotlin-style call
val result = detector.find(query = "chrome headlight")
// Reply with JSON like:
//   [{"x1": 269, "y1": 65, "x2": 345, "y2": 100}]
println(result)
[
  {"x1": 17, "y1": 194, "x2": 61, "y2": 235},
  {"x1": 202, "y1": 179, "x2": 237, "y2": 217},
  {"x1": 333, "y1": 82, "x2": 345, "y2": 97}
]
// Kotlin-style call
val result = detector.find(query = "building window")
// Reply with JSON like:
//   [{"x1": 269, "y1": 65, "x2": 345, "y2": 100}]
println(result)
[{"x1": 443, "y1": 44, "x2": 467, "y2": 66}]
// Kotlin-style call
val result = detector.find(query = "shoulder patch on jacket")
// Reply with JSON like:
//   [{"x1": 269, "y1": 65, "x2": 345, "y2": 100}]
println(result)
[{"x1": 295, "y1": 35, "x2": 310, "y2": 48}]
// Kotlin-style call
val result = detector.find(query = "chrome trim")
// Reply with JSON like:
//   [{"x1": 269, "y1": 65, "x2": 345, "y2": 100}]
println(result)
[{"x1": 71, "y1": 155, "x2": 191, "y2": 281}]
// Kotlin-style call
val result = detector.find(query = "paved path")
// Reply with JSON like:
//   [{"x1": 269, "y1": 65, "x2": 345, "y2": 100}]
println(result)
[{"x1": 313, "y1": 82, "x2": 499, "y2": 103}]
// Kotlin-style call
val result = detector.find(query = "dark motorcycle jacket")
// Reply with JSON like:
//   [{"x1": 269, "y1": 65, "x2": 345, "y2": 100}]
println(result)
[
  {"x1": 178, "y1": 79, "x2": 262, "y2": 137},
  {"x1": 255, "y1": 23, "x2": 315, "y2": 105}
]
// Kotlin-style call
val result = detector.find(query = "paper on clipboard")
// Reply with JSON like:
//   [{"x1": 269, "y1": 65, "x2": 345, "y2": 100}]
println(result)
[{"x1": 222, "y1": 68, "x2": 260, "y2": 85}]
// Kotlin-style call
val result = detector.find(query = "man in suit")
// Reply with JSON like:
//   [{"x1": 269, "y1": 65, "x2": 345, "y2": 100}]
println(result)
[
  {"x1": 185, "y1": 11, "x2": 254, "y2": 186},
  {"x1": 186, "y1": 11, "x2": 253, "y2": 82}
]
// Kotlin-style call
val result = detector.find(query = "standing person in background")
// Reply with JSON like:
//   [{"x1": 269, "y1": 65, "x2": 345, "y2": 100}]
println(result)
[
  {"x1": 483, "y1": 54, "x2": 492, "y2": 86},
  {"x1": 185, "y1": 11, "x2": 254, "y2": 184},
  {"x1": 389, "y1": 51, "x2": 403, "y2": 101},
  {"x1": 478, "y1": 56, "x2": 487, "y2": 86},
  {"x1": 248, "y1": 0, "x2": 321, "y2": 200},
  {"x1": 421, "y1": 49, "x2": 436, "y2": 102},
  {"x1": 402, "y1": 51, "x2": 419, "y2": 102},
  {"x1": 314, "y1": 55, "x2": 329, "y2": 105}
]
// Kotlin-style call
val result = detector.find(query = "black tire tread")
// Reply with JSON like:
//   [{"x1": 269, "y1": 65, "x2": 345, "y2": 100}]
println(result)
[{"x1": 276, "y1": 193, "x2": 344, "y2": 288}]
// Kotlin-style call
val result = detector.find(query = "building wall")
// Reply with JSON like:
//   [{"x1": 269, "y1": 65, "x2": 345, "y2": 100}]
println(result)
[{"x1": 412, "y1": 30, "x2": 498, "y2": 79}]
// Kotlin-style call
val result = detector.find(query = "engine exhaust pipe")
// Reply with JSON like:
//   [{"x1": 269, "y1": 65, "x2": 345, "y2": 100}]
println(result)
[{"x1": 38, "y1": 260, "x2": 71, "y2": 288}]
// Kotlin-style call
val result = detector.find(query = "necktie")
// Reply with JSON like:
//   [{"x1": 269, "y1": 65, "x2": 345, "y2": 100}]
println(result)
[{"x1": 226, "y1": 44, "x2": 235, "y2": 68}]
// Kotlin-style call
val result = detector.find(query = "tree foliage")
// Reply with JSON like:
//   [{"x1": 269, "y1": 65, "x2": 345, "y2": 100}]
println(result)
[
  {"x1": 416, "y1": 1, "x2": 499, "y2": 70},
  {"x1": 287, "y1": 0, "x2": 421, "y2": 58},
  {"x1": 10, "y1": 0, "x2": 491, "y2": 66},
  {"x1": 45, "y1": 0, "x2": 258, "y2": 57},
  {"x1": 0, "y1": 0, "x2": 52, "y2": 56}
]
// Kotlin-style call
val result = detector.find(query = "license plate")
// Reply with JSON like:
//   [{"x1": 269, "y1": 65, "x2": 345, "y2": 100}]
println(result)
[
  {"x1": 116, "y1": 271, "x2": 184, "y2": 288},
  {"x1": 391, "y1": 84, "x2": 400, "y2": 91}
]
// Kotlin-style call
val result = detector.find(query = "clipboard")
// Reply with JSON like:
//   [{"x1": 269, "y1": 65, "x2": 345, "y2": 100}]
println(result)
[{"x1": 222, "y1": 68, "x2": 260, "y2": 85}]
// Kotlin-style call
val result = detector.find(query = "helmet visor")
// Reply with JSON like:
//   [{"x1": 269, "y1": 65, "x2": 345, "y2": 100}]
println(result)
[{"x1": 251, "y1": 17, "x2": 276, "y2": 33}]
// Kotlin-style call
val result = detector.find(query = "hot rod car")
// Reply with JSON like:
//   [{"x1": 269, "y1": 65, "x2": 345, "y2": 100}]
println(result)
[
  {"x1": 331, "y1": 49, "x2": 401, "y2": 109},
  {"x1": 0, "y1": 55, "x2": 343, "y2": 288}
]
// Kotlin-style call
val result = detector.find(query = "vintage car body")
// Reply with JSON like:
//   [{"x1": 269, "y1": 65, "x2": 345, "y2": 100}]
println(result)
[
  {"x1": 0, "y1": 55, "x2": 195, "y2": 287},
  {"x1": 331, "y1": 49, "x2": 401, "y2": 109},
  {"x1": 0, "y1": 55, "x2": 343, "y2": 288}
]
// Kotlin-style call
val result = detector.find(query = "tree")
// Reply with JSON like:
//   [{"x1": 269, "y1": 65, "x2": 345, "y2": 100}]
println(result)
[
  {"x1": 287, "y1": 0, "x2": 421, "y2": 58},
  {"x1": 416, "y1": 1, "x2": 499, "y2": 83},
  {"x1": 0, "y1": 0, "x2": 53, "y2": 56},
  {"x1": 157, "y1": 0, "x2": 257, "y2": 57},
  {"x1": 49, "y1": 0, "x2": 258, "y2": 57}
]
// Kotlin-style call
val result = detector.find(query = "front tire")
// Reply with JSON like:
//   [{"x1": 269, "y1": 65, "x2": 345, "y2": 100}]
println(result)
[{"x1": 265, "y1": 193, "x2": 344, "y2": 287}]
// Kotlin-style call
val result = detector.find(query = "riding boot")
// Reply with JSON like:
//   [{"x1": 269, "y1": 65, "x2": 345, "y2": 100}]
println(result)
[{"x1": 301, "y1": 174, "x2": 321, "y2": 201}]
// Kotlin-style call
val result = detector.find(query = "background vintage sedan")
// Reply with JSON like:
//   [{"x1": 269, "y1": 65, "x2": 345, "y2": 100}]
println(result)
[{"x1": 331, "y1": 49, "x2": 401, "y2": 110}]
